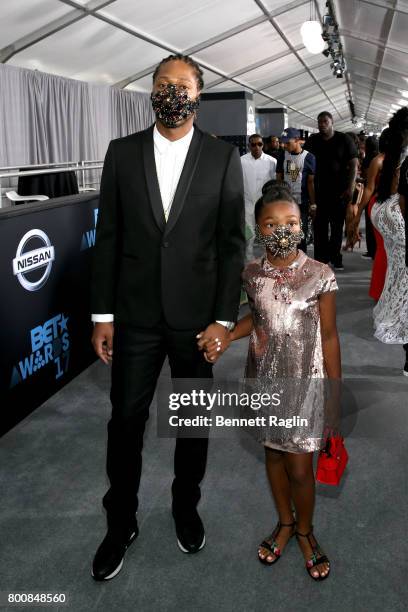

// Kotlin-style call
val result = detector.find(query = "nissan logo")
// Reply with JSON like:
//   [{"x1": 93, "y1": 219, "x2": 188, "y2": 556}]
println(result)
[{"x1": 12, "y1": 229, "x2": 55, "y2": 291}]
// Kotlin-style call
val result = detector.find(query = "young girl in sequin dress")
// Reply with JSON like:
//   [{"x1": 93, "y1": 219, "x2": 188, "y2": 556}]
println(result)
[{"x1": 203, "y1": 185, "x2": 341, "y2": 581}]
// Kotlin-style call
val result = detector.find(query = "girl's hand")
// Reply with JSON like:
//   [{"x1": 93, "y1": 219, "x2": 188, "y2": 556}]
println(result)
[{"x1": 202, "y1": 334, "x2": 232, "y2": 363}]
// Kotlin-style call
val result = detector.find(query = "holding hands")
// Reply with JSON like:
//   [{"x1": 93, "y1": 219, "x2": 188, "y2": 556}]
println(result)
[{"x1": 196, "y1": 322, "x2": 232, "y2": 363}]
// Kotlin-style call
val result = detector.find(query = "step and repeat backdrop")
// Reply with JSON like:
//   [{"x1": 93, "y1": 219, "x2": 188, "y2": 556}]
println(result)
[{"x1": 0, "y1": 194, "x2": 99, "y2": 436}]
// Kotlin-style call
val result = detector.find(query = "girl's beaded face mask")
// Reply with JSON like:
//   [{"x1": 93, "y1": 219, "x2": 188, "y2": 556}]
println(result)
[
  {"x1": 151, "y1": 83, "x2": 200, "y2": 128},
  {"x1": 255, "y1": 223, "x2": 304, "y2": 259}
]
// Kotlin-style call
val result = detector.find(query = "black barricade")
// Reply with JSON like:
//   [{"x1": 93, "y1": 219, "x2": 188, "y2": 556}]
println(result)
[{"x1": 0, "y1": 193, "x2": 99, "y2": 436}]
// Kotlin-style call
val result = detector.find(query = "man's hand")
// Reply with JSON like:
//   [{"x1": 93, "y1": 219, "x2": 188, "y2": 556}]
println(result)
[
  {"x1": 197, "y1": 322, "x2": 230, "y2": 363},
  {"x1": 92, "y1": 322, "x2": 114, "y2": 365}
]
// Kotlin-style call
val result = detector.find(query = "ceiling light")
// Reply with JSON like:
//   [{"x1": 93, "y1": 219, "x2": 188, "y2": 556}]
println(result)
[{"x1": 300, "y1": 21, "x2": 325, "y2": 54}]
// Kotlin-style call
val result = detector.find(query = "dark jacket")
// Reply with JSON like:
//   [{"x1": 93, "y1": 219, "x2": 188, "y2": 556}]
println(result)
[{"x1": 90, "y1": 124, "x2": 245, "y2": 329}]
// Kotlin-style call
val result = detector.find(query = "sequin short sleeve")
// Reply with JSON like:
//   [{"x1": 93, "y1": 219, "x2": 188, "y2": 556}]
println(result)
[{"x1": 317, "y1": 264, "x2": 338, "y2": 295}]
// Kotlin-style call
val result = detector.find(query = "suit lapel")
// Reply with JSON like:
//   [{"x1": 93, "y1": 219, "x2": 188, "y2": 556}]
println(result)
[
  {"x1": 142, "y1": 125, "x2": 166, "y2": 232},
  {"x1": 164, "y1": 127, "x2": 204, "y2": 237}
]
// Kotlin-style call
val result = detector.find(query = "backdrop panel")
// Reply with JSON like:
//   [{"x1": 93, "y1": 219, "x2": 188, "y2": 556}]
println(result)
[{"x1": 0, "y1": 193, "x2": 99, "y2": 436}]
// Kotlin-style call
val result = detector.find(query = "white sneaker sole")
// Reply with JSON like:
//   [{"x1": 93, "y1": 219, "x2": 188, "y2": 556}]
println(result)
[
  {"x1": 91, "y1": 531, "x2": 136, "y2": 581},
  {"x1": 177, "y1": 533, "x2": 206, "y2": 554},
  {"x1": 403, "y1": 370, "x2": 408, "y2": 377}
]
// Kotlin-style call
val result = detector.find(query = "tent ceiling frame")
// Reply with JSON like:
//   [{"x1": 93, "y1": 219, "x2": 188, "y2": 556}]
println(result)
[
  {"x1": 345, "y1": 54, "x2": 405, "y2": 80},
  {"x1": 4, "y1": 0, "x2": 400, "y2": 130},
  {"x1": 258, "y1": 75, "x2": 333, "y2": 104},
  {"x1": 340, "y1": 28, "x2": 408, "y2": 56},
  {"x1": 204, "y1": 46, "x2": 304, "y2": 89},
  {"x1": 0, "y1": 0, "x2": 116, "y2": 63},
  {"x1": 256, "y1": 70, "x2": 332, "y2": 107},
  {"x1": 254, "y1": 61, "x2": 329, "y2": 108},
  {"x1": 363, "y1": 0, "x2": 397, "y2": 121},
  {"x1": 113, "y1": 0, "x2": 310, "y2": 88},
  {"x1": 359, "y1": 0, "x2": 408, "y2": 15},
  {"x1": 351, "y1": 70, "x2": 403, "y2": 98},
  {"x1": 252, "y1": 0, "x2": 345, "y2": 120}
]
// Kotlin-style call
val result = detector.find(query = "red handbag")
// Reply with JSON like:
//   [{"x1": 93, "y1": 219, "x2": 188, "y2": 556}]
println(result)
[{"x1": 316, "y1": 434, "x2": 349, "y2": 485}]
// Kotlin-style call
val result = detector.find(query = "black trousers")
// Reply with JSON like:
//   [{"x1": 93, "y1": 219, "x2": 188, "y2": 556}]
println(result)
[
  {"x1": 313, "y1": 198, "x2": 347, "y2": 266},
  {"x1": 102, "y1": 321, "x2": 213, "y2": 530}
]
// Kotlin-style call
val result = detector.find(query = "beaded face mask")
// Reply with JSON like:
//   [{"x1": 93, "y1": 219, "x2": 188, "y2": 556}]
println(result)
[
  {"x1": 255, "y1": 223, "x2": 304, "y2": 258},
  {"x1": 151, "y1": 83, "x2": 200, "y2": 128}
]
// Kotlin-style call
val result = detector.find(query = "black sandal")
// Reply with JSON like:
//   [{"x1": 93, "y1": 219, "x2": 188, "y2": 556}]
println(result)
[
  {"x1": 258, "y1": 520, "x2": 296, "y2": 565},
  {"x1": 295, "y1": 527, "x2": 331, "y2": 581}
]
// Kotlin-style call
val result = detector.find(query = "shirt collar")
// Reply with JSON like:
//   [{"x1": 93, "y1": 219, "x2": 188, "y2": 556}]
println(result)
[
  {"x1": 153, "y1": 124, "x2": 194, "y2": 154},
  {"x1": 250, "y1": 152, "x2": 267, "y2": 161}
]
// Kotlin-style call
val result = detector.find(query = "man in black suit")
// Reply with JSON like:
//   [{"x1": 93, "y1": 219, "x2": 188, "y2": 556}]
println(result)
[{"x1": 90, "y1": 54, "x2": 245, "y2": 581}]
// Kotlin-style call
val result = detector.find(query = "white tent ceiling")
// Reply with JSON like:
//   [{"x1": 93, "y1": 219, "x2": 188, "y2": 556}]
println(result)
[{"x1": 1, "y1": 0, "x2": 407, "y2": 132}]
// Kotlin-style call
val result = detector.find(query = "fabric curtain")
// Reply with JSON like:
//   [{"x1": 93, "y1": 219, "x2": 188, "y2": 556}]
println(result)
[{"x1": 0, "y1": 64, "x2": 155, "y2": 168}]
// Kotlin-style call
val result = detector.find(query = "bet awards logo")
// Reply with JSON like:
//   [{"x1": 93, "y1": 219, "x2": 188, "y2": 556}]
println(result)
[
  {"x1": 81, "y1": 208, "x2": 98, "y2": 251},
  {"x1": 9, "y1": 312, "x2": 70, "y2": 388},
  {"x1": 12, "y1": 229, "x2": 55, "y2": 291}
]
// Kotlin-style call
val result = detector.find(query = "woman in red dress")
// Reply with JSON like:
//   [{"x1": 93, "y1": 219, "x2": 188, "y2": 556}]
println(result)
[{"x1": 348, "y1": 129, "x2": 390, "y2": 301}]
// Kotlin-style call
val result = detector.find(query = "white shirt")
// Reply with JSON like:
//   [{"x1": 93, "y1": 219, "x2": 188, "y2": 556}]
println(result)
[
  {"x1": 240, "y1": 151, "x2": 276, "y2": 207},
  {"x1": 153, "y1": 124, "x2": 194, "y2": 220},
  {"x1": 92, "y1": 125, "x2": 233, "y2": 328}
]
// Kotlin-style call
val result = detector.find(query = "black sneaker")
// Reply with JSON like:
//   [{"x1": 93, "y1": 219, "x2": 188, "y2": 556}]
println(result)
[
  {"x1": 91, "y1": 525, "x2": 138, "y2": 581},
  {"x1": 361, "y1": 252, "x2": 372, "y2": 259},
  {"x1": 403, "y1": 361, "x2": 408, "y2": 377},
  {"x1": 172, "y1": 507, "x2": 205, "y2": 554}
]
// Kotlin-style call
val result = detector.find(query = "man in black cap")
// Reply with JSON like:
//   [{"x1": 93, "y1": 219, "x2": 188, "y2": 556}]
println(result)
[{"x1": 277, "y1": 127, "x2": 316, "y2": 252}]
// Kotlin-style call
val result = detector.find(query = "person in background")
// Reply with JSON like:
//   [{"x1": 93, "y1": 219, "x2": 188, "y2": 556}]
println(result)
[
  {"x1": 360, "y1": 135, "x2": 379, "y2": 260},
  {"x1": 269, "y1": 135, "x2": 282, "y2": 161},
  {"x1": 241, "y1": 134, "x2": 276, "y2": 261},
  {"x1": 276, "y1": 127, "x2": 316, "y2": 252},
  {"x1": 358, "y1": 132, "x2": 367, "y2": 161},
  {"x1": 347, "y1": 129, "x2": 390, "y2": 301},
  {"x1": 304, "y1": 112, "x2": 358, "y2": 271},
  {"x1": 370, "y1": 107, "x2": 408, "y2": 375},
  {"x1": 344, "y1": 132, "x2": 365, "y2": 251},
  {"x1": 263, "y1": 136, "x2": 272, "y2": 156}
]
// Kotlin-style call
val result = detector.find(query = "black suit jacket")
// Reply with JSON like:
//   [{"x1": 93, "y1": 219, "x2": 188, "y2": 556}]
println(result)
[{"x1": 90, "y1": 125, "x2": 245, "y2": 329}]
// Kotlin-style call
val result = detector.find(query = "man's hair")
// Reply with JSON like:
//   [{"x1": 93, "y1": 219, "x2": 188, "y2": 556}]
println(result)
[
  {"x1": 254, "y1": 185, "x2": 299, "y2": 222},
  {"x1": 249, "y1": 133, "x2": 263, "y2": 143},
  {"x1": 152, "y1": 54, "x2": 204, "y2": 90},
  {"x1": 317, "y1": 111, "x2": 333, "y2": 121}
]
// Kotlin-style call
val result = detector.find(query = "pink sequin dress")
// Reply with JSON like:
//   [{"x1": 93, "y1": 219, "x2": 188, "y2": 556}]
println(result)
[{"x1": 242, "y1": 250, "x2": 338, "y2": 453}]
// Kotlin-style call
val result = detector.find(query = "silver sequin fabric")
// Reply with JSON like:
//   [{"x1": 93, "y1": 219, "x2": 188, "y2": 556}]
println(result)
[
  {"x1": 242, "y1": 250, "x2": 338, "y2": 453},
  {"x1": 371, "y1": 194, "x2": 408, "y2": 344}
]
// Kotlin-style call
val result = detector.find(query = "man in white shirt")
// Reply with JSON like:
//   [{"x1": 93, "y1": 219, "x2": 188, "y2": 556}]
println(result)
[
  {"x1": 241, "y1": 134, "x2": 276, "y2": 260},
  {"x1": 90, "y1": 54, "x2": 245, "y2": 581}
]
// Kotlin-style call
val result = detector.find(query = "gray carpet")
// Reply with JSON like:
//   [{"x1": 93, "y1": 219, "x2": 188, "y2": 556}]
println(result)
[{"x1": 0, "y1": 246, "x2": 407, "y2": 612}]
